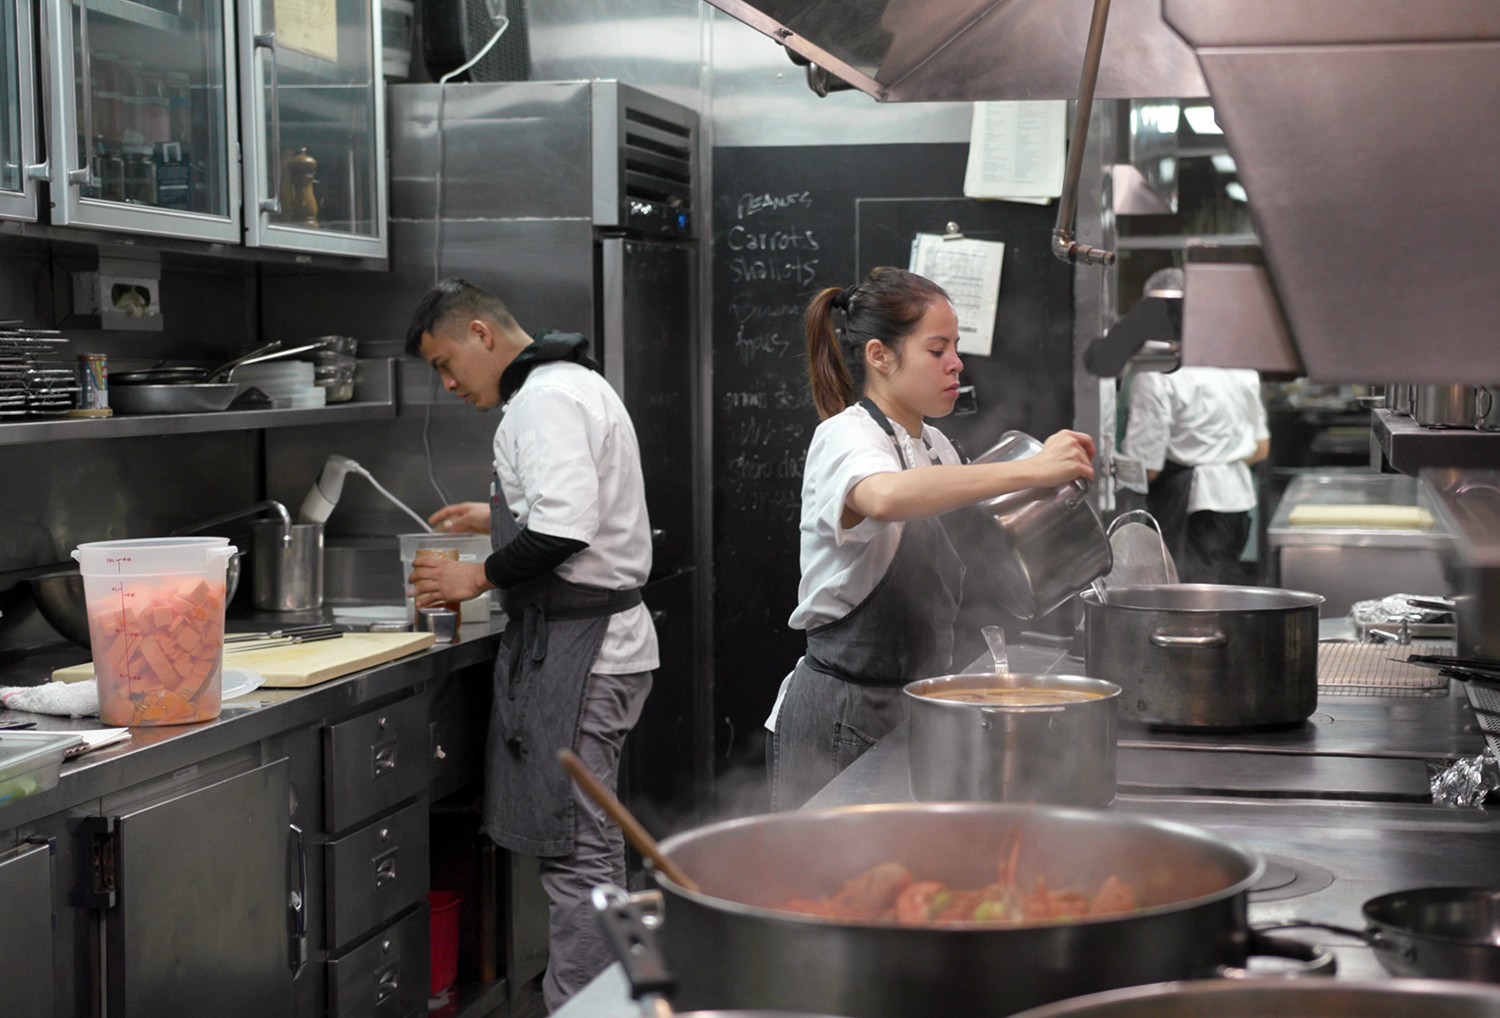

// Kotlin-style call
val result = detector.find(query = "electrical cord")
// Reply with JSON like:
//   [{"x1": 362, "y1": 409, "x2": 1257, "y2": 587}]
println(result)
[{"x1": 421, "y1": 5, "x2": 511, "y2": 508}]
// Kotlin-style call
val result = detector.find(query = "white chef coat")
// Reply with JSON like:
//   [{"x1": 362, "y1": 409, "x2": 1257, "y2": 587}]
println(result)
[
  {"x1": 494, "y1": 360, "x2": 659, "y2": 674},
  {"x1": 767, "y1": 404, "x2": 961, "y2": 730},
  {"x1": 1120, "y1": 367, "x2": 1269, "y2": 514}
]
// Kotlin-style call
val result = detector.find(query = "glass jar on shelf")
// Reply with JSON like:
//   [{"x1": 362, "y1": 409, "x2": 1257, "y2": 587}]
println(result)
[
  {"x1": 97, "y1": 139, "x2": 126, "y2": 202},
  {"x1": 123, "y1": 146, "x2": 157, "y2": 205},
  {"x1": 115, "y1": 60, "x2": 145, "y2": 147},
  {"x1": 163, "y1": 71, "x2": 191, "y2": 145},
  {"x1": 90, "y1": 52, "x2": 122, "y2": 148},
  {"x1": 139, "y1": 72, "x2": 171, "y2": 147}
]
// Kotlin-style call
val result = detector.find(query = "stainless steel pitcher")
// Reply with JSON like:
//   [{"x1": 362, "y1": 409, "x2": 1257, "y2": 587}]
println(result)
[{"x1": 251, "y1": 521, "x2": 324, "y2": 611}]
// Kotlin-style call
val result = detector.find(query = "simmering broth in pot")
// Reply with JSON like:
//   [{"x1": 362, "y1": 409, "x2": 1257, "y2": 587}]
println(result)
[{"x1": 922, "y1": 687, "x2": 1105, "y2": 705}]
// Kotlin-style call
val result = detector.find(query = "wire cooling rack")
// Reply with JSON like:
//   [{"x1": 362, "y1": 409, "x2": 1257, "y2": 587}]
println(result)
[{"x1": 1317, "y1": 640, "x2": 1453, "y2": 696}]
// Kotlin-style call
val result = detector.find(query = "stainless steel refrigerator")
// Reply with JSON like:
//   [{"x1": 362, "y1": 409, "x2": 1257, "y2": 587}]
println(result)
[{"x1": 260, "y1": 80, "x2": 709, "y2": 828}]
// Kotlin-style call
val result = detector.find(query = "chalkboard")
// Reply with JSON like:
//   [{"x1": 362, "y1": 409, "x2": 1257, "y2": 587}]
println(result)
[{"x1": 710, "y1": 144, "x2": 1076, "y2": 773}]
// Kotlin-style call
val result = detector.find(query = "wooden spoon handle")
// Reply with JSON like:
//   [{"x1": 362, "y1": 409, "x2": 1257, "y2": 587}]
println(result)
[{"x1": 557, "y1": 748, "x2": 701, "y2": 893}]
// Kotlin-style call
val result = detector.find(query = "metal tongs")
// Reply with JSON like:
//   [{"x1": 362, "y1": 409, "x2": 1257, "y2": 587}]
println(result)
[{"x1": 225, "y1": 624, "x2": 343, "y2": 652}]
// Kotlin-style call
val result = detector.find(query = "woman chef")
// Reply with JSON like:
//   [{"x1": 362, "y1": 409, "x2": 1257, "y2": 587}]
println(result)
[{"x1": 768, "y1": 267, "x2": 1096, "y2": 810}]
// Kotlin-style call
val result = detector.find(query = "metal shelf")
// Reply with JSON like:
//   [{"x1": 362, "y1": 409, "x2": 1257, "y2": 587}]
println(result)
[
  {"x1": 1373, "y1": 408, "x2": 1500, "y2": 476},
  {"x1": 0, "y1": 358, "x2": 396, "y2": 445}
]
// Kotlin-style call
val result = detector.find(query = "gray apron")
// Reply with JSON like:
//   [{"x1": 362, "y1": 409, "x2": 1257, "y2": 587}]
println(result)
[
  {"x1": 481, "y1": 477, "x2": 643, "y2": 857},
  {"x1": 773, "y1": 402, "x2": 965, "y2": 807},
  {"x1": 804, "y1": 399, "x2": 964, "y2": 685}
]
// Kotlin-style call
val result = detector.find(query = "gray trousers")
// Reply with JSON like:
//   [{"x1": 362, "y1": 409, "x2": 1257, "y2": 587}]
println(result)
[
  {"x1": 539, "y1": 668, "x2": 653, "y2": 1013},
  {"x1": 769, "y1": 662, "x2": 906, "y2": 811}
]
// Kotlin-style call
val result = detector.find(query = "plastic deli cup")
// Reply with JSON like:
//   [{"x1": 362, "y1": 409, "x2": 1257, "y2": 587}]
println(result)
[{"x1": 73, "y1": 538, "x2": 237, "y2": 727}]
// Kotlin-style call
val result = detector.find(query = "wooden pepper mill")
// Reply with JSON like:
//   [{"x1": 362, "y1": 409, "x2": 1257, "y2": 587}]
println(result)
[{"x1": 280, "y1": 147, "x2": 319, "y2": 227}]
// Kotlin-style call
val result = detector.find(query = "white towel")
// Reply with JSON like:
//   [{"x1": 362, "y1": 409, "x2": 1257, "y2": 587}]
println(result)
[{"x1": 0, "y1": 682, "x2": 99, "y2": 717}]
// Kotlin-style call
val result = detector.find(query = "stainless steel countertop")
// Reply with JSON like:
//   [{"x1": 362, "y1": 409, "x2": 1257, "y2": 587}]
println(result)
[{"x1": 0, "y1": 610, "x2": 506, "y2": 832}]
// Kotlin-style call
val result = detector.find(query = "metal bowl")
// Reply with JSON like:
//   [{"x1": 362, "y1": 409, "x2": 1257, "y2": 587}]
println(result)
[{"x1": 29, "y1": 554, "x2": 242, "y2": 648}]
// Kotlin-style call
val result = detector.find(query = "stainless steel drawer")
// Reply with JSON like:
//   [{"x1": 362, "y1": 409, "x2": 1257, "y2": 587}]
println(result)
[
  {"x1": 326, "y1": 798, "x2": 429, "y2": 949},
  {"x1": 325, "y1": 694, "x2": 429, "y2": 833},
  {"x1": 328, "y1": 906, "x2": 428, "y2": 1018}
]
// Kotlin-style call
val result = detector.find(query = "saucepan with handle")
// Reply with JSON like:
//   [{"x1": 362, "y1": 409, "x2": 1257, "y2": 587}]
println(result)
[{"x1": 1259, "y1": 886, "x2": 1500, "y2": 982}]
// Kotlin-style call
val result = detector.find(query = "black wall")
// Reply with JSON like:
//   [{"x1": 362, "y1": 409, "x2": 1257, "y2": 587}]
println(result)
[{"x1": 709, "y1": 143, "x2": 1075, "y2": 796}]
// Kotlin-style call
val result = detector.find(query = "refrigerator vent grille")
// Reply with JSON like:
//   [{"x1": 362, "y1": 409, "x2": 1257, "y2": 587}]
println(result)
[{"x1": 620, "y1": 104, "x2": 694, "y2": 210}]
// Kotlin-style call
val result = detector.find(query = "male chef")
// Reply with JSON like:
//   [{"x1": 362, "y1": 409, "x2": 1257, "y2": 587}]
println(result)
[{"x1": 404, "y1": 277, "x2": 658, "y2": 1011}]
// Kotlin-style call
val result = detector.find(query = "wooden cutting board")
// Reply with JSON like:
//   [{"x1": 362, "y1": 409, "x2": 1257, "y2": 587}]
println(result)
[{"x1": 52, "y1": 632, "x2": 437, "y2": 688}]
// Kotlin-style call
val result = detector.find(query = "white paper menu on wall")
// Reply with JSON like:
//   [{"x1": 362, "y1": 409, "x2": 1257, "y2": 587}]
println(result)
[
  {"x1": 963, "y1": 101, "x2": 1067, "y2": 204},
  {"x1": 909, "y1": 232, "x2": 1005, "y2": 358}
]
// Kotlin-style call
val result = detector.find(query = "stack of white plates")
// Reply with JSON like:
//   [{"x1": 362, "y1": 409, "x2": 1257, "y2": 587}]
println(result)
[{"x1": 233, "y1": 361, "x2": 324, "y2": 408}]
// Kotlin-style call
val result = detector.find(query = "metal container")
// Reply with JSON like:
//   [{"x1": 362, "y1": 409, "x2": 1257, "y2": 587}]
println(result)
[
  {"x1": 1080, "y1": 584, "x2": 1324, "y2": 730},
  {"x1": 1006, "y1": 978, "x2": 1500, "y2": 1018},
  {"x1": 30, "y1": 555, "x2": 242, "y2": 648},
  {"x1": 972, "y1": 431, "x2": 1113, "y2": 620},
  {"x1": 1415, "y1": 384, "x2": 1480, "y2": 429},
  {"x1": 1384, "y1": 382, "x2": 1413, "y2": 415},
  {"x1": 904, "y1": 672, "x2": 1120, "y2": 807},
  {"x1": 251, "y1": 521, "x2": 324, "y2": 611},
  {"x1": 1476, "y1": 386, "x2": 1500, "y2": 432},
  {"x1": 651, "y1": 803, "x2": 1307, "y2": 1018}
]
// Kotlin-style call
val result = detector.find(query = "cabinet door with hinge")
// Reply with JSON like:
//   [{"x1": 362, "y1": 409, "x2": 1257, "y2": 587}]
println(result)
[
  {"x1": 0, "y1": 838, "x2": 55, "y2": 1015},
  {"x1": 0, "y1": 0, "x2": 40, "y2": 221},
  {"x1": 82, "y1": 757, "x2": 297, "y2": 1017},
  {"x1": 40, "y1": 0, "x2": 241, "y2": 241},
  {"x1": 237, "y1": 0, "x2": 386, "y2": 258}
]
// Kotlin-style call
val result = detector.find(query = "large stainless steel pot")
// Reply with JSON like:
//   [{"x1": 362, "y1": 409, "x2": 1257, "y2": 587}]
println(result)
[
  {"x1": 1080, "y1": 585, "x2": 1323, "y2": 729},
  {"x1": 972, "y1": 431, "x2": 1113, "y2": 620},
  {"x1": 904, "y1": 673, "x2": 1120, "y2": 807},
  {"x1": 1007, "y1": 978, "x2": 1500, "y2": 1018},
  {"x1": 652, "y1": 803, "x2": 1307, "y2": 1018}
]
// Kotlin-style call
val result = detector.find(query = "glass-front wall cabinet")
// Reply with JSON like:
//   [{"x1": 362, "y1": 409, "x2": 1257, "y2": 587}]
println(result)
[
  {"x1": 45, "y1": 0, "x2": 239, "y2": 241},
  {"x1": 240, "y1": 0, "x2": 386, "y2": 257},
  {"x1": 0, "y1": 0, "x2": 38, "y2": 220},
  {"x1": 20, "y1": 0, "x2": 384, "y2": 257}
]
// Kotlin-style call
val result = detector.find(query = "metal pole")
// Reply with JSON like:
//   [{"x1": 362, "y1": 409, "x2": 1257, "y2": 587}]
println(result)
[{"x1": 1052, "y1": 0, "x2": 1117, "y2": 266}]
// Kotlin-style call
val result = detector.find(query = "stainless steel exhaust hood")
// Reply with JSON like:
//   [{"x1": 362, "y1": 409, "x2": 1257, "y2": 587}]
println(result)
[
  {"x1": 1162, "y1": 0, "x2": 1500, "y2": 384},
  {"x1": 702, "y1": 0, "x2": 1207, "y2": 100}
]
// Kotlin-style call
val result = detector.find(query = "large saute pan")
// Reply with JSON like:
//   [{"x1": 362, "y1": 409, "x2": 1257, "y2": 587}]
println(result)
[
  {"x1": 1267, "y1": 886, "x2": 1500, "y2": 982},
  {"x1": 109, "y1": 340, "x2": 326, "y2": 414},
  {"x1": 1005, "y1": 978, "x2": 1500, "y2": 1018},
  {"x1": 649, "y1": 803, "x2": 1326, "y2": 1018}
]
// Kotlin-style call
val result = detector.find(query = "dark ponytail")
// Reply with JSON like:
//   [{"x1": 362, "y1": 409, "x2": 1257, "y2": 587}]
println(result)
[
  {"x1": 806, "y1": 286, "x2": 856, "y2": 420},
  {"x1": 804, "y1": 267, "x2": 950, "y2": 420}
]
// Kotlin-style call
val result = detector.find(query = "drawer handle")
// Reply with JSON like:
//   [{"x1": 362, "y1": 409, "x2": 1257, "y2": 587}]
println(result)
[
  {"x1": 372, "y1": 739, "x2": 398, "y2": 777},
  {"x1": 374, "y1": 849, "x2": 399, "y2": 888}
]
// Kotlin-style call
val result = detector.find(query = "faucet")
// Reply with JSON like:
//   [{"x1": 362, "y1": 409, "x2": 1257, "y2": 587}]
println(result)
[{"x1": 173, "y1": 500, "x2": 295, "y2": 546}]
